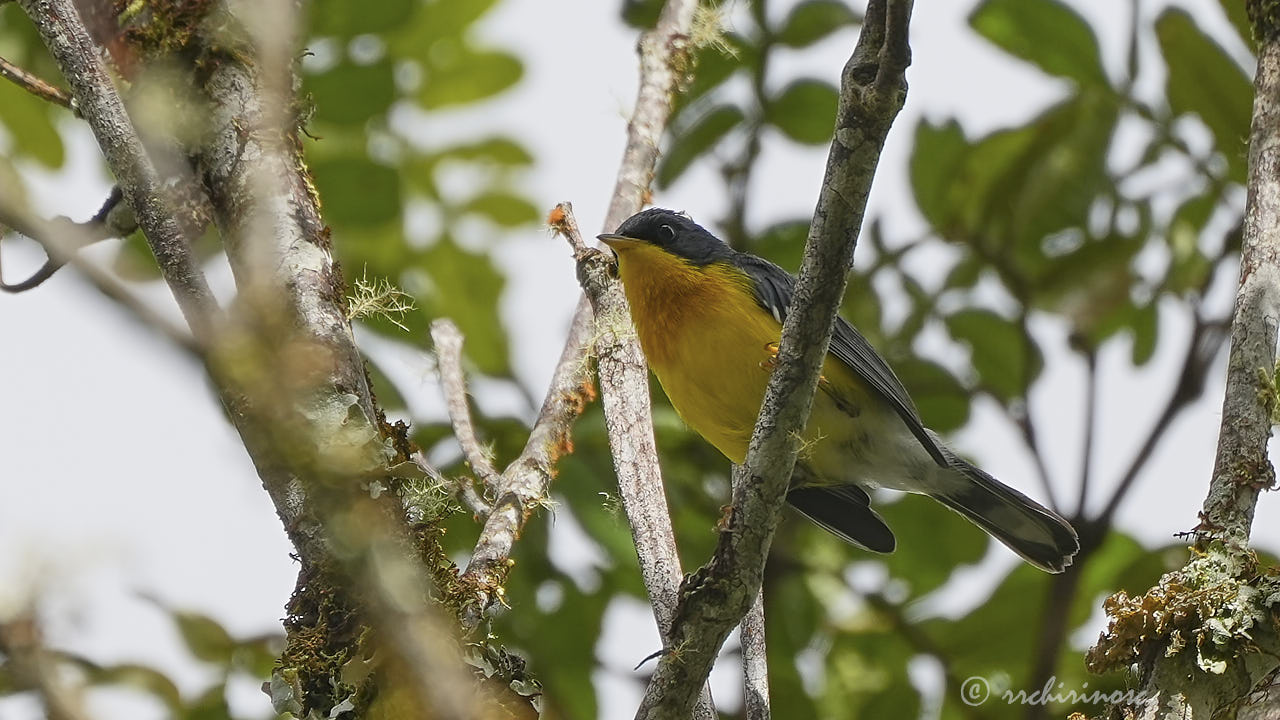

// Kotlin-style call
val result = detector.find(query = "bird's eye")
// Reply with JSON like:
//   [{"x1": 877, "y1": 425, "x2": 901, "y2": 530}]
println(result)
[{"x1": 659, "y1": 224, "x2": 675, "y2": 242}]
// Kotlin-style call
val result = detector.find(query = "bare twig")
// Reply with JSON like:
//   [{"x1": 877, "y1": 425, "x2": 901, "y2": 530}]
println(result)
[
  {"x1": 0, "y1": 193, "x2": 195, "y2": 350},
  {"x1": 18, "y1": 0, "x2": 219, "y2": 342},
  {"x1": 741, "y1": 588, "x2": 771, "y2": 720},
  {"x1": 1076, "y1": 348, "x2": 1098, "y2": 513},
  {"x1": 1097, "y1": 313, "x2": 1227, "y2": 527},
  {"x1": 0, "y1": 53, "x2": 75, "y2": 111},
  {"x1": 457, "y1": 0, "x2": 700, "y2": 632},
  {"x1": 0, "y1": 187, "x2": 132, "y2": 293},
  {"x1": 549, "y1": 203, "x2": 692, "y2": 645},
  {"x1": 430, "y1": 319, "x2": 501, "y2": 496},
  {"x1": 635, "y1": 1, "x2": 915, "y2": 716}
]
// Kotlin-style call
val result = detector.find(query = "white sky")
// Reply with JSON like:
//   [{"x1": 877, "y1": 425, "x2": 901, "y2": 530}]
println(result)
[{"x1": 1, "y1": 1, "x2": 1275, "y2": 719}]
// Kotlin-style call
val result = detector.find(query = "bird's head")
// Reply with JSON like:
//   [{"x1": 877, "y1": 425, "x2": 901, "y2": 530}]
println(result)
[{"x1": 598, "y1": 208, "x2": 731, "y2": 265}]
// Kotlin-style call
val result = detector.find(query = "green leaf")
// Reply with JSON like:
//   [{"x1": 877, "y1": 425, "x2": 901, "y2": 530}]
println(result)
[
  {"x1": 462, "y1": 190, "x2": 540, "y2": 227},
  {"x1": 421, "y1": 47, "x2": 523, "y2": 109},
  {"x1": 309, "y1": 0, "x2": 416, "y2": 35},
  {"x1": 1157, "y1": 8, "x2": 1253, "y2": 183},
  {"x1": 170, "y1": 610, "x2": 237, "y2": 666},
  {"x1": 775, "y1": 0, "x2": 859, "y2": 48},
  {"x1": 1218, "y1": 0, "x2": 1255, "y2": 50},
  {"x1": 658, "y1": 104, "x2": 744, "y2": 187},
  {"x1": 441, "y1": 137, "x2": 534, "y2": 167},
  {"x1": 418, "y1": 239, "x2": 509, "y2": 375},
  {"x1": 880, "y1": 494, "x2": 986, "y2": 595},
  {"x1": 311, "y1": 157, "x2": 401, "y2": 227},
  {"x1": 893, "y1": 358, "x2": 971, "y2": 433},
  {"x1": 0, "y1": 80, "x2": 64, "y2": 168},
  {"x1": 910, "y1": 119, "x2": 969, "y2": 231},
  {"x1": 307, "y1": 59, "x2": 397, "y2": 126},
  {"x1": 766, "y1": 79, "x2": 838, "y2": 145},
  {"x1": 946, "y1": 309, "x2": 1042, "y2": 401},
  {"x1": 678, "y1": 37, "x2": 751, "y2": 110},
  {"x1": 1130, "y1": 302, "x2": 1159, "y2": 366},
  {"x1": 969, "y1": 0, "x2": 1107, "y2": 85}
]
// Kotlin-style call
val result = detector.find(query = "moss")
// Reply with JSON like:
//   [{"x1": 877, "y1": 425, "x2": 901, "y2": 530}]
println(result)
[
  {"x1": 277, "y1": 564, "x2": 369, "y2": 717},
  {"x1": 1250, "y1": 0, "x2": 1280, "y2": 43},
  {"x1": 112, "y1": 0, "x2": 217, "y2": 60},
  {"x1": 1088, "y1": 546, "x2": 1280, "y2": 678}
]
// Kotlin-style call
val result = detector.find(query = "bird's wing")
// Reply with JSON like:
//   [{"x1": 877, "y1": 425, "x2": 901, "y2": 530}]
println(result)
[{"x1": 736, "y1": 253, "x2": 949, "y2": 467}]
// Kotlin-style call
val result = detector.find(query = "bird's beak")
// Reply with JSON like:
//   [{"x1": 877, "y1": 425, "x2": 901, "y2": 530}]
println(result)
[{"x1": 597, "y1": 233, "x2": 641, "y2": 250}]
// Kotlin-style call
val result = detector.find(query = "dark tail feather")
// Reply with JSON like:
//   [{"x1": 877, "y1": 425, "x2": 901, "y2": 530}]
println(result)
[
  {"x1": 787, "y1": 486, "x2": 896, "y2": 554},
  {"x1": 932, "y1": 459, "x2": 1079, "y2": 573}
]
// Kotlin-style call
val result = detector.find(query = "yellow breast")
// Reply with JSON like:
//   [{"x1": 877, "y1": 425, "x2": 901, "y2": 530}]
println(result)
[{"x1": 615, "y1": 245, "x2": 781, "y2": 463}]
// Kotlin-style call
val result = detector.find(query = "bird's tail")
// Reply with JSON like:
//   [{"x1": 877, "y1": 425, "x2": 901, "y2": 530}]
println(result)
[{"x1": 930, "y1": 457, "x2": 1079, "y2": 573}]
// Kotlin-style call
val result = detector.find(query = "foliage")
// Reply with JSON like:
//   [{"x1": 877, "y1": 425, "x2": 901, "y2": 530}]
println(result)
[{"x1": 0, "y1": 0, "x2": 1260, "y2": 718}]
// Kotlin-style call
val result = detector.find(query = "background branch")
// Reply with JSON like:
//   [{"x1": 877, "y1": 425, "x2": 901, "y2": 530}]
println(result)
[
  {"x1": 635, "y1": 1, "x2": 915, "y2": 716},
  {"x1": 430, "y1": 319, "x2": 501, "y2": 496},
  {"x1": 18, "y1": 0, "x2": 219, "y2": 342}
]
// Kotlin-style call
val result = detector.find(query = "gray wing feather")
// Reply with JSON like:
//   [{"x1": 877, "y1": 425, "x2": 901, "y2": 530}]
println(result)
[{"x1": 736, "y1": 253, "x2": 949, "y2": 467}]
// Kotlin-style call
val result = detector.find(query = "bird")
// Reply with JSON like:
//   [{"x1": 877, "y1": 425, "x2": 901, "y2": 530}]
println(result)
[{"x1": 598, "y1": 207, "x2": 1079, "y2": 573}]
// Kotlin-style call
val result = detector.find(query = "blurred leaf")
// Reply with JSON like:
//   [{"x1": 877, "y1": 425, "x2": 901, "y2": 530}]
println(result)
[
  {"x1": 181, "y1": 684, "x2": 231, "y2": 720},
  {"x1": 969, "y1": 0, "x2": 1107, "y2": 85},
  {"x1": 1157, "y1": 8, "x2": 1252, "y2": 183},
  {"x1": 171, "y1": 610, "x2": 237, "y2": 666},
  {"x1": 1166, "y1": 191, "x2": 1218, "y2": 293},
  {"x1": 880, "y1": 494, "x2": 986, "y2": 595},
  {"x1": 421, "y1": 0, "x2": 501, "y2": 39},
  {"x1": 943, "y1": 253, "x2": 985, "y2": 290},
  {"x1": 364, "y1": 353, "x2": 408, "y2": 413},
  {"x1": 308, "y1": 59, "x2": 397, "y2": 126},
  {"x1": 309, "y1": 0, "x2": 416, "y2": 35},
  {"x1": 658, "y1": 104, "x2": 743, "y2": 187},
  {"x1": 80, "y1": 662, "x2": 183, "y2": 709},
  {"x1": 463, "y1": 190, "x2": 540, "y2": 227},
  {"x1": 910, "y1": 119, "x2": 970, "y2": 232},
  {"x1": 752, "y1": 219, "x2": 809, "y2": 269},
  {"x1": 946, "y1": 309, "x2": 1041, "y2": 401},
  {"x1": 766, "y1": 79, "x2": 838, "y2": 145},
  {"x1": 441, "y1": 137, "x2": 534, "y2": 167},
  {"x1": 312, "y1": 157, "x2": 401, "y2": 226},
  {"x1": 1130, "y1": 301, "x2": 1159, "y2": 366},
  {"x1": 1218, "y1": 0, "x2": 1255, "y2": 50},
  {"x1": 419, "y1": 239, "x2": 510, "y2": 375},
  {"x1": 0, "y1": 80, "x2": 64, "y2": 167},
  {"x1": 893, "y1": 358, "x2": 971, "y2": 433},
  {"x1": 421, "y1": 47, "x2": 523, "y2": 109},
  {"x1": 775, "y1": 0, "x2": 859, "y2": 48},
  {"x1": 1031, "y1": 234, "x2": 1140, "y2": 337}
]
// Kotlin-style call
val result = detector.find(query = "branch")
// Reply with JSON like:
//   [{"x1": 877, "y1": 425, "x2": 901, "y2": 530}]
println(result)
[
  {"x1": 1, "y1": 187, "x2": 133, "y2": 293},
  {"x1": 740, "y1": 588, "x2": 770, "y2": 720},
  {"x1": 17, "y1": 0, "x2": 219, "y2": 342},
  {"x1": 457, "y1": 0, "x2": 700, "y2": 626},
  {"x1": 635, "y1": 1, "x2": 915, "y2": 716},
  {"x1": 0, "y1": 53, "x2": 75, "y2": 111},
  {"x1": 0, "y1": 193, "x2": 195, "y2": 350},
  {"x1": 1201, "y1": 4, "x2": 1280, "y2": 543},
  {"x1": 430, "y1": 319, "x2": 501, "y2": 496}
]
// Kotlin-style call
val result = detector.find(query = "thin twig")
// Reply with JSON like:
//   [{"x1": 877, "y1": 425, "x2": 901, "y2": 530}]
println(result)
[
  {"x1": 550, "y1": 203, "x2": 693, "y2": 647},
  {"x1": 0, "y1": 187, "x2": 131, "y2": 293},
  {"x1": 0, "y1": 53, "x2": 76, "y2": 111},
  {"x1": 1015, "y1": 310, "x2": 1061, "y2": 511},
  {"x1": 18, "y1": 0, "x2": 220, "y2": 343},
  {"x1": 1076, "y1": 348, "x2": 1098, "y2": 514},
  {"x1": 1097, "y1": 314, "x2": 1227, "y2": 526},
  {"x1": 430, "y1": 319, "x2": 501, "y2": 496},
  {"x1": 457, "y1": 0, "x2": 701, "y2": 640},
  {"x1": 740, "y1": 588, "x2": 770, "y2": 720},
  {"x1": 412, "y1": 450, "x2": 490, "y2": 517},
  {"x1": 0, "y1": 194, "x2": 196, "y2": 351},
  {"x1": 635, "y1": 1, "x2": 914, "y2": 716}
]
